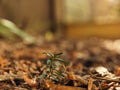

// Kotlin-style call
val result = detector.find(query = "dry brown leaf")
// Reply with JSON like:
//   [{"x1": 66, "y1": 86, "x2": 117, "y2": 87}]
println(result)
[
  {"x1": 0, "y1": 57, "x2": 9, "y2": 68},
  {"x1": 115, "y1": 67, "x2": 120, "y2": 76},
  {"x1": 67, "y1": 72, "x2": 77, "y2": 80},
  {"x1": 23, "y1": 75, "x2": 38, "y2": 87}
]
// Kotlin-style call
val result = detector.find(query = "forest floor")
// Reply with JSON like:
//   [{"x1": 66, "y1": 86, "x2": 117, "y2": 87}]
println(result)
[{"x1": 0, "y1": 38, "x2": 120, "y2": 90}]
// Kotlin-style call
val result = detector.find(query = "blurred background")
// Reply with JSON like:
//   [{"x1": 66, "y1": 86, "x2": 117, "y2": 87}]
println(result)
[{"x1": 0, "y1": 0, "x2": 120, "y2": 41}]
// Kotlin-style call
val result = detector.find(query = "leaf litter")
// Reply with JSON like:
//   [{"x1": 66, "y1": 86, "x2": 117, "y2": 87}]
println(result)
[{"x1": 0, "y1": 38, "x2": 120, "y2": 90}]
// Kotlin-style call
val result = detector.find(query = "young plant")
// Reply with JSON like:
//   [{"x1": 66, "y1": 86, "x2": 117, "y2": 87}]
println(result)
[{"x1": 40, "y1": 52, "x2": 68, "y2": 83}]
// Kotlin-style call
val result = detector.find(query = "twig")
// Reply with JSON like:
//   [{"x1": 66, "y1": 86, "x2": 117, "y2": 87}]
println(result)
[
  {"x1": 75, "y1": 75, "x2": 88, "y2": 85},
  {"x1": 0, "y1": 74, "x2": 23, "y2": 82},
  {"x1": 88, "y1": 78, "x2": 93, "y2": 90},
  {"x1": 93, "y1": 77, "x2": 120, "y2": 83},
  {"x1": 75, "y1": 75, "x2": 98, "y2": 90}
]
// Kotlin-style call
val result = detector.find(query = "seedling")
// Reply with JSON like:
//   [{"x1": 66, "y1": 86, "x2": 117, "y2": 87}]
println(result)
[{"x1": 40, "y1": 52, "x2": 68, "y2": 83}]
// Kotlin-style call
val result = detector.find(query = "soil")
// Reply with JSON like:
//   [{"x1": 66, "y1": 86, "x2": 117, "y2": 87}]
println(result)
[{"x1": 0, "y1": 38, "x2": 120, "y2": 90}]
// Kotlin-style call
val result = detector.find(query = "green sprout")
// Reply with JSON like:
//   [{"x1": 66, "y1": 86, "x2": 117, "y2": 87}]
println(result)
[{"x1": 40, "y1": 52, "x2": 68, "y2": 83}]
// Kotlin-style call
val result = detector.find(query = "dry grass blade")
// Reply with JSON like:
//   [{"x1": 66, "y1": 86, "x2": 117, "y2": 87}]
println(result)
[{"x1": 0, "y1": 18, "x2": 35, "y2": 43}]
